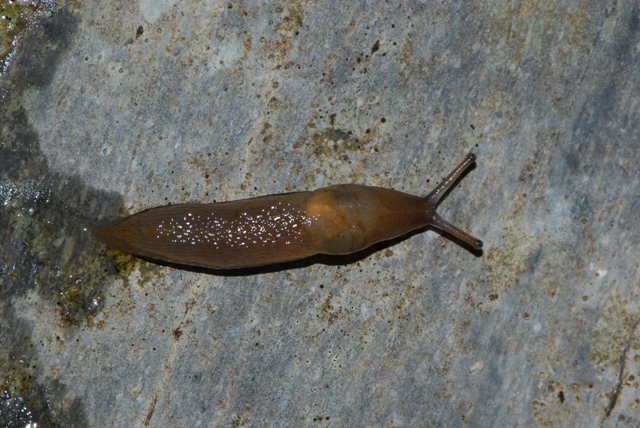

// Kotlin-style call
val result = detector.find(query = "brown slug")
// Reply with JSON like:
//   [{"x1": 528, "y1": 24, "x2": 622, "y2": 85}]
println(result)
[{"x1": 92, "y1": 153, "x2": 482, "y2": 269}]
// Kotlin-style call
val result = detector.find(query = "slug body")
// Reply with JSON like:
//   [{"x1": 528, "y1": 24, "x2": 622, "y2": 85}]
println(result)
[{"x1": 92, "y1": 153, "x2": 482, "y2": 269}]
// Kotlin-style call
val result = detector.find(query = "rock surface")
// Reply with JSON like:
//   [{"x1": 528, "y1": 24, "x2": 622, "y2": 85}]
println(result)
[{"x1": 1, "y1": 1, "x2": 639, "y2": 426}]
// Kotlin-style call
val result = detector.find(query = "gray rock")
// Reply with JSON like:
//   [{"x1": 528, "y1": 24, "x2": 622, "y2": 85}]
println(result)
[{"x1": 1, "y1": 1, "x2": 638, "y2": 426}]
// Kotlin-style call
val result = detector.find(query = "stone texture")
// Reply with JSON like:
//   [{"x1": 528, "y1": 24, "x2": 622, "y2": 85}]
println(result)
[{"x1": 1, "y1": 0, "x2": 639, "y2": 426}]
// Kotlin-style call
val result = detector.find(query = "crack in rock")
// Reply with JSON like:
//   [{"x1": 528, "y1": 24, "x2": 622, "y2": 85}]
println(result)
[{"x1": 601, "y1": 314, "x2": 640, "y2": 425}]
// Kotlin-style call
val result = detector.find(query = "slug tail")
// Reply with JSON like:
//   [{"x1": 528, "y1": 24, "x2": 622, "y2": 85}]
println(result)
[{"x1": 91, "y1": 219, "x2": 139, "y2": 256}]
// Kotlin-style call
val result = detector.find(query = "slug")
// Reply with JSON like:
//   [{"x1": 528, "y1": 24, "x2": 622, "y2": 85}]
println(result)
[{"x1": 92, "y1": 153, "x2": 482, "y2": 269}]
